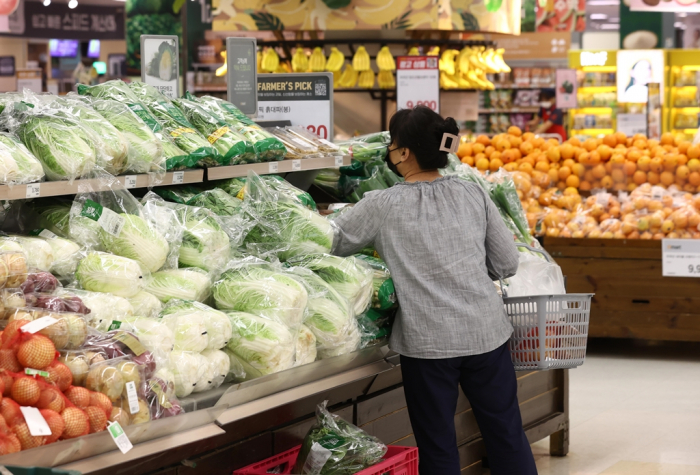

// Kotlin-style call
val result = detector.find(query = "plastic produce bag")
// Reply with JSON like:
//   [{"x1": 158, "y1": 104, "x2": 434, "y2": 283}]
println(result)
[
  {"x1": 0, "y1": 235, "x2": 54, "y2": 272},
  {"x1": 294, "y1": 401, "x2": 387, "y2": 475},
  {"x1": 146, "y1": 267, "x2": 212, "y2": 303},
  {"x1": 195, "y1": 349, "x2": 230, "y2": 392},
  {"x1": 116, "y1": 315, "x2": 174, "y2": 356},
  {"x1": 0, "y1": 132, "x2": 44, "y2": 184},
  {"x1": 6, "y1": 307, "x2": 88, "y2": 350},
  {"x1": 22, "y1": 291, "x2": 90, "y2": 314},
  {"x1": 175, "y1": 204, "x2": 230, "y2": 272},
  {"x1": 212, "y1": 258, "x2": 308, "y2": 328},
  {"x1": 506, "y1": 252, "x2": 566, "y2": 297},
  {"x1": 218, "y1": 175, "x2": 317, "y2": 210},
  {"x1": 75, "y1": 252, "x2": 148, "y2": 298},
  {"x1": 30, "y1": 230, "x2": 82, "y2": 278},
  {"x1": 168, "y1": 350, "x2": 208, "y2": 398},
  {"x1": 294, "y1": 324, "x2": 317, "y2": 366},
  {"x1": 127, "y1": 291, "x2": 162, "y2": 318},
  {"x1": 57, "y1": 288, "x2": 134, "y2": 330},
  {"x1": 29, "y1": 201, "x2": 104, "y2": 251},
  {"x1": 173, "y1": 97, "x2": 254, "y2": 165},
  {"x1": 337, "y1": 140, "x2": 387, "y2": 162},
  {"x1": 187, "y1": 188, "x2": 244, "y2": 216},
  {"x1": 160, "y1": 299, "x2": 232, "y2": 350},
  {"x1": 355, "y1": 255, "x2": 397, "y2": 310},
  {"x1": 287, "y1": 254, "x2": 373, "y2": 317}
]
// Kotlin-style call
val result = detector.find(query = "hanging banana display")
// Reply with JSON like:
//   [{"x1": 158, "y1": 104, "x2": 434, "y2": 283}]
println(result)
[
  {"x1": 378, "y1": 70, "x2": 395, "y2": 89},
  {"x1": 292, "y1": 48, "x2": 309, "y2": 73},
  {"x1": 310, "y1": 47, "x2": 326, "y2": 72},
  {"x1": 352, "y1": 46, "x2": 370, "y2": 72},
  {"x1": 358, "y1": 70, "x2": 375, "y2": 89},
  {"x1": 326, "y1": 47, "x2": 345, "y2": 72},
  {"x1": 339, "y1": 64, "x2": 358, "y2": 88},
  {"x1": 261, "y1": 48, "x2": 280, "y2": 73}
]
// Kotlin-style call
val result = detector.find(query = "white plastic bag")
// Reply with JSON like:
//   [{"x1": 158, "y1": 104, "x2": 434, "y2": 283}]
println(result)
[{"x1": 506, "y1": 252, "x2": 566, "y2": 297}]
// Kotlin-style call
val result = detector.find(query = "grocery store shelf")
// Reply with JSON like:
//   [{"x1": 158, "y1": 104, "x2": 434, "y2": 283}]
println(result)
[
  {"x1": 0, "y1": 170, "x2": 204, "y2": 201},
  {"x1": 672, "y1": 128, "x2": 699, "y2": 134},
  {"x1": 577, "y1": 86, "x2": 617, "y2": 92},
  {"x1": 478, "y1": 107, "x2": 539, "y2": 113},
  {"x1": 207, "y1": 155, "x2": 351, "y2": 181},
  {"x1": 572, "y1": 128, "x2": 614, "y2": 135},
  {"x1": 193, "y1": 86, "x2": 227, "y2": 92},
  {"x1": 672, "y1": 106, "x2": 700, "y2": 111},
  {"x1": 672, "y1": 85, "x2": 698, "y2": 88},
  {"x1": 574, "y1": 107, "x2": 614, "y2": 112},
  {"x1": 493, "y1": 85, "x2": 543, "y2": 89}
]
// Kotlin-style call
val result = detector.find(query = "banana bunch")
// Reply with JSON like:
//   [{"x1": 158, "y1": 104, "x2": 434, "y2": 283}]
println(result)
[
  {"x1": 261, "y1": 48, "x2": 280, "y2": 72},
  {"x1": 292, "y1": 48, "x2": 309, "y2": 72},
  {"x1": 427, "y1": 46, "x2": 440, "y2": 56},
  {"x1": 358, "y1": 70, "x2": 375, "y2": 89},
  {"x1": 493, "y1": 48, "x2": 511, "y2": 73},
  {"x1": 326, "y1": 47, "x2": 345, "y2": 72},
  {"x1": 376, "y1": 46, "x2": 395, "y2": 71},
  {"x1": 378, "y1": 70, "x2": 395, "y2": 89},
  {"x1": 440, "y1": 72, "x2": 459, "y2": 90},
  {"x1": 276, "y1": 62, "x2": 291, "y2": 74},
  {"x1": 438, "y1": 49, "x2": 459, "y2": 76},
  {"x1": 256, "y1": 51, "x2": 263, "y2": 73},
  {"x1": 332, "y1": 70, "x2": 341, "y2": 88},
  {"x1": 339, "y1": 64, "x2": 358, "y2": 88},
  {"x1": 407, "y1": 47, "x2": 420, "y2": 56},
  {"x1": 310, "y1": 47, "x2": 326, "y2": 72},
  {"x1": 352, "y1": 46, "x2": 370, "y2": 71}
]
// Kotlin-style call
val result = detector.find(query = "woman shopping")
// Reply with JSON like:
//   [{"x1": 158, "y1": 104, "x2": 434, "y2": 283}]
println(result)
[{"x1": 331, "y1": 106, "x2": 537, "y2": 475}]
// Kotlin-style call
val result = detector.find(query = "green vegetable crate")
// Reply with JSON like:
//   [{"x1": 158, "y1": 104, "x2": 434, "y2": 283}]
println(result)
[
  {"x1": 0, "y1": 467, "x2": 80, "y2": 475},
  {"x1": 233, "y1": 445, "x2": 418, "y2": 475}
]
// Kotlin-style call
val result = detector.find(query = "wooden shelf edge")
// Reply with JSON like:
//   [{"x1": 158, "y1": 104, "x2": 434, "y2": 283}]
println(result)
[{"x1": 207, "y1": 155, "x2": 352, "y2": 181}]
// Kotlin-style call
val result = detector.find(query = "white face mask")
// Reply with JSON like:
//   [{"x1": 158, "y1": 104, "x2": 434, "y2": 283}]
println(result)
[{"x1": 540, "y1": 101, "x2": 553, "y2": 108}]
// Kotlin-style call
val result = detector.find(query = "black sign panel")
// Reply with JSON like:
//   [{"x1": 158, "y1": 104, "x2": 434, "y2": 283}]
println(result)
[
  {"x1": 2, "y1": 1, "x2": 124, "y2": 40},
  {"x1": 0, "y1": 57, "x2": 15, "y2": 77}
]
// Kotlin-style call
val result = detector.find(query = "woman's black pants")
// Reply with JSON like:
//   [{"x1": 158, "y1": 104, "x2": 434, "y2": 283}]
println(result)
[{"x1": 400, "y1": 342, "x2": 538, "y2": 475}]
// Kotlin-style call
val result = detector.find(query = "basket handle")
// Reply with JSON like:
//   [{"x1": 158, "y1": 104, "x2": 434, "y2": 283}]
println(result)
[{"x1": 499, "y1": 243, "x2": 553, "y2": 298}]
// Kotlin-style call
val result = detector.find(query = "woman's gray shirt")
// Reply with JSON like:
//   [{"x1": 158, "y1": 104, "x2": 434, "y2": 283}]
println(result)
[{"x1": 332, "y1": 175, "x2": 520, "y2": 359}]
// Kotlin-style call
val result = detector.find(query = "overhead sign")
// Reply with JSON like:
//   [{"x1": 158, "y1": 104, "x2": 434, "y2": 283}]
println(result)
[
  {"x1": 256, "y1": 73, "x2": 333, "y2": 140},
  {"x1": 396, "y1": 56, "x2": 439, "y2": 114},
  {"x1": 630, "y1": 0, "x2": 700, "y2": 12},
  {"x1": 1, "y1": 0, "x2": 124, "y2": 39},
  {"x1": 662, "y1": 239, "x2": 700, "y2": 277},
  {"x1": 226, "y1": 37, "x2": 257, "y2": 116},
  {"x1": 617, "y1": 50, "x2": 665, "y2": 104},
  {"x1": 617, "y1": 114, "x2": 647, "y2": 136},
  {"x1": 140, "y1": 35, "x2": 178, "y2": 99},
  {"x1": 555, "y1": 69, "x2": 577, "y2": 110},
  {"x1": 484, "y1": 32, "x2": 571, "y2": 60}
]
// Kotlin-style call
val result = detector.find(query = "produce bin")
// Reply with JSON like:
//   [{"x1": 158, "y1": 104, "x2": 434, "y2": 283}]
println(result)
[{"x1": 233, "y1": 445, "x2": 418, "y2": 475}]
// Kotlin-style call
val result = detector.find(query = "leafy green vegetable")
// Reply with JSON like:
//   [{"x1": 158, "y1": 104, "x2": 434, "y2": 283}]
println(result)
[
  {"x1": 295, "y1": 324, "x2": 317, "y2": 366},
  {"x1": 77, "y1": 80, "x2": 162, "y2": 133},
  {"x1": 186, "y1": 188, "x2": 243, "y2": 216},
  {"x1": 37, "y1": 235, "x2": 81, "y2": 278},
  {"x1": 177, "y1": 206, "x2": 230, "y2": 271},
  {"x1": 160, "y1": 299, "x2": 232, "y2": 350},
  {"x1": 147, "y1": 39, "x2": 177, "y2": 81},
  {"x1": 76, "y1": 252, "x2": 146, "y2": 297},
  {"x1": 355, "y1": 255, "x2": 397, "y2": 310},
  {"x1": 0, "y1": 132, "x2": 44, "y2": 184},
  {"x1": 127, "y1": 290, "x2": 162, "y2": 318},
  {"x1": 146, "y1": 267, "x2": 211, "y2": 303},
  {"x1": 99, "y1": 213, "x2": 169, "y2": 273}
]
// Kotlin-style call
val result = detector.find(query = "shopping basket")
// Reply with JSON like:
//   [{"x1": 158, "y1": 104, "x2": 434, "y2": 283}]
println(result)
[
  {"x1": 502, "y1": 244, "x2": 592, "y2": 371},
  {"x1": 233, "y1": 445, "x2": 418, "y2": 475}
]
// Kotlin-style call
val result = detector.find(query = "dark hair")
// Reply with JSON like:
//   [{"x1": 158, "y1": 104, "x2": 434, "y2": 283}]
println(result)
[{"x1": 388, "y1": 106, "x2": 459, "y2": 170}]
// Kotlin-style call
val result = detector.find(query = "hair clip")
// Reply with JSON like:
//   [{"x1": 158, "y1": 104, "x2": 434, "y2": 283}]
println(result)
[{"x1": 439, "y1": 133, "x2": 459, "y2": 154}]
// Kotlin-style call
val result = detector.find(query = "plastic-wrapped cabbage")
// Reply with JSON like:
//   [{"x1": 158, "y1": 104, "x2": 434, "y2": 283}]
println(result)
[
  {"x1": 0, "y1": 132, "x2": 44, "y2": 184},
  {"x1": 213, "y1": 259, "x2": 308, "y2": 327},
  {"x1": 17, "y1": 111, "x2": 96, "y2": 181},
  {"x1": 91, "y1": 99, "x2": 164, "y2": 174},
  {"x1": 294, "y1": 401, "x2": 387, "y2": 475},
  {"x1": 186, "y1": 188, "x2": 243, "y2": 217},
  {"x1": 195, "y1": 349, "x2": 230, "y2": 393},
  {"x1": 215, "y1": 175, "x2": 316, "y2": 210},
  {"x1": 59, "y1": 288, "x2": 134, "y2": 329},
  {"x1": 35, "y1": 233, "x2": 82, "y2": 278},
  {"x1": 1, "y1": 236, "x2": 54, "y2": 272},
  {"x1": 168, "y1": 351, "x2": 208, "y2": 398},
  {"x1": 75, "y1": 252, "x2": 146, "y2": 298},
  {"x1": 118, "y1": 315, "x2": 174, "y2": 356},
  {"x1": 177, "y1": 206, "x2": 230, "y2": 272},
  {"x1": 99, "y1": 213, "x2": 169, "y2": 273},
  {"x1": 158, "y1": 302, "x2": 210, "y2": 352},
  {"x1": 295, "y1": 324, "x2": 317, "y2": 367},
  {"x1": 160, "y1": 300, "x2": 232, "y2": 350},
  {"x1": 146, "y1": 268, "x2": 211, "y2": 303},
  {"x1": 127, "y1": 291, "x2": 162, "y2": 318},
  {"x1": 224, "y1": 311, "x2": 295, "y2": 380},
  {"x1": 355, "y1": 255, "x2": 397, "y2": 310},
  {"x1": 31, "y1": 202, "x2": 103, "y2": 250},
  {"x1": 290, "y1": 268, "x2": 360, "y2": 358},
  {"x1": 287, "y1": 254, "x2": 373, "y2": 316}
]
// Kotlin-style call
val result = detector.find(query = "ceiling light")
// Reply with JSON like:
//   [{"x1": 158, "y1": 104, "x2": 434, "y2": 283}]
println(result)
[
  {"x1": 600, "y1": 23, "x2": 620, "y2": 29},
  {"x1": 679, "y1": 12, "x2": 688, "y2": 17},
  {"x1": 42, "y1": 0, "x2": 50, "y2": 5},
  {"x1": 590, "y1": 13, "x2": 608, "y2": 20},
  {"x1": 68, "y1": 0, "x2": 78, "y2": 8}
]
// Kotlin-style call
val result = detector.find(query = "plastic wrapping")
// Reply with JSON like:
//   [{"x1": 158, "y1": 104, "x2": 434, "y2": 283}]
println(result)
[
  {"x1": 186, "y1": 188, "x2": 245, "y2": 216},
  {"x1": 287, "y1": 254, "x2": 373, "y2": 317},
  {"x1": 30, "y1": 201, "x2": 104, "y2": 251},
  {"x1": 5, "y1": 307, "x2": 88, "y2": 350},
  {"x1": 0, "y1": 235, "x2": 54, "y2": 272},
  {"x1": 57, "y1": 288, "x2": 134, "y2": 330},
  {"x1": 128, "y1": 82, "x2": 222, "y2": 168},
  {"x1": 172, "y1": 204, "x2": 230, "y2": 272},
  {"x1": 75, "y1": 252, "x2": 148, "y2": 298},
  {"x1": 194, "y1": 349, "x2": 230, "y2": 393},
  {"x1": 286, "y1": 126, "x2": 339, "y2": 153},
  {"x1": 195, "y1": 95, "x2": 287, "y2": 162},
  {"x1": 30, "y1": 231, "x2": 82, "y2": 278},
  {"x1": 19, "y1": 271, "x2": 59, "y2": 294},
  {"x1": 506, "y1": 252, "x2": 566, "y2": 297},
  {"x1": 22, "y1": 292, "x2": 90, "y2": 314},
  {"x1": 173, "y1": 97, "x2": 254, "y2": 165},
  {"x1": 127, "y1": 291, "x2": 162, "y2": 318},
  {"x1": 0, "y1": 132, "x2": 44, "y2": 184},
  {"x1": 288, "y1": 267, "x2": 361, "y2": 359},
  {"x1": 212, "y1": 258, "x2": 308, "y2": 328},
  {"x1": 77, "y1": 80, "x2": 162, "y2": 133},
  {"x1": 139, "y1": 367, "x2": 183, "y2": 420},
  {"x1": 116, "y1": 315, "x2": 174, "y2": 356},
  {"x1": 0, "y1": 249, "x2": 28, "y2": 289},
  {"x1": 59, "y1": 349, "x2": 108, "y2": 386},
  {"x1": 313, "y1": 168, "x2": 342, "y2": 199},
  {"x1": 242, "y1": 171, "x2": 333, "y2": 261},
  {"x1": 355, "y1": 255, "x2": 397, "y2": 310},
  {"x1": 357, "y1": 309, "x2": 395, "y2": 349},
  {"x1": 294, "y1": 401, "x2": 387, "y2": 475},
  {"x1": 168, "y1": 350, "x2": 207, "y2": 398},
  {"x1": 223, "y1": 311, "x2": 295, "y2": 381},
  {"x1": 337, "y1": 140, "x2": 387, "y2": 162},
  {"x1": 146, "y1": 267, "x2": 212, "y2": 303},
  {"x1": 266, "y1": 127, "x2": 320, "y2": 159},
  {"x1": 160, "y1": 299, "x2": 232, "y2": 350},
  {"x1": 218, "y1": 175, "x2": 317, "y2": 210},
  {"x1": 294, "y1": 324, "x2": 317, "y2": 366}
]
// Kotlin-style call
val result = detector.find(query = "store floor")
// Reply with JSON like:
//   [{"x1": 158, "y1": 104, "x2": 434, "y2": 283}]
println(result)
[{"x1": 529, "y1": 339, "x2": 700, "y2": 475}]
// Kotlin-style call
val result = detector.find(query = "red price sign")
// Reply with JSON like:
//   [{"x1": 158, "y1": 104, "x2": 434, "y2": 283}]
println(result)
[
  {"x1": 306, "y1": 124, "x2": 329, "y2": 140},
  {"x1": 396, "y1": 56, "x2": 440, "y2": 114}
]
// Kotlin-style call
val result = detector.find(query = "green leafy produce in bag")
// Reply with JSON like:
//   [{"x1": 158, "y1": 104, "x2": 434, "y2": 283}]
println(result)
[
  {"x1": 173, "y1": 97, "x2": 255, "y2": 164},
  {"x1": 337, "y1": 141, "x2": 387, "y2": 163},
  {"x1": 294, "y1": 400, "x2": 387, "y2": 475},
  {"x1": 355, "y1": 254, "x2": 397, "y2": 310},
  {"x1": 0, "y1": 132, "x2": 44, "y2": 184},
  {"x1": 153, "y1": 185, "x2": 202, "y2": 204},
  {"x1": 77, "y1": 80, "x2": 162, "y2": 133},
  {"x1": 128, "y1": 82, "x2": 223, "y2": 168},
  {"x1": 186, "y1": 188, "x2": 243, "y2": 216}
]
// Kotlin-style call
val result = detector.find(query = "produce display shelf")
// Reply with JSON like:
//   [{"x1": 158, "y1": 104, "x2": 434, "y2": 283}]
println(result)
[
  {"x1": 573, "y1": 106, "x2": 614, "y2": 111},
  {"x1": 478, "y1": 107, "x2": 540, "y2": 113},
  {"x1": 572, "y1": 128, "x2": 614, "y2": 135},
  {"x1": 193, "y1": 86, "x2": 227, "y2": 92},
  {"x1": 493, "y1": 85, "x2": 543, "y2": 89},
  {"x1": 672, "y1": 106, "x2": 700, "y2": 110},
  {"x1": 577, "y1": 86, "x2": 617, "y2": 92},
  {"x1": 672, "y1": 128, "x2": 699, "y2": 134},
  {"x1": 0, "y1": 170, "x2": 204, "y2": 201},
  {"x1": 207, "y1": 155, "x2": 351, "y2": 181}
]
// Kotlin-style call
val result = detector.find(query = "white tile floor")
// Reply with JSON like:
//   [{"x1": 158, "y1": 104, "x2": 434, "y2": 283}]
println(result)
[{"x1": 531, "y1": 340, "x2": 700, "y2": 475}]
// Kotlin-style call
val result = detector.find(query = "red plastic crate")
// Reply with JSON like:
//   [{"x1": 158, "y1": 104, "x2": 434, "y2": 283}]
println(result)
[{"x1": 233, "y1": 445, "x2": 418, "y2": 475}]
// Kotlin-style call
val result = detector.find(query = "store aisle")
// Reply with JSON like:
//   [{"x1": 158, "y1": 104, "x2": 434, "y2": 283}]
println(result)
[{"x1": 531, "y1": 340, "x2": 700, "y2": 475}]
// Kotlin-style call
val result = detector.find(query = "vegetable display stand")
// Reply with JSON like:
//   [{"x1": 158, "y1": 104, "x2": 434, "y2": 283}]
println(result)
[
  {"x1": 233, "y1": 445, "x2": 418, "y2": 475},
  {"x1": 0, "y1": 468, "x2": 81, "y2": 475},
  {"x1": 544, "y1": 237, "x2": 700, "y2": 342}
]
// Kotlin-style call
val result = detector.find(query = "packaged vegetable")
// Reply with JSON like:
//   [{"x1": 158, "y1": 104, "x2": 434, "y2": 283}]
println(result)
[
  {"x1": 146, "y1": 267, "x2": 211, "y2": 303},
  {"x1": 160, "y1": 299, "x2": 232, "y2": 350},
  {"x1": 0, "y1": 132, "x2": 44, "y2": 184},
  {"x1": 75, "y1": 252, "x2": 147, "y2": 298}
]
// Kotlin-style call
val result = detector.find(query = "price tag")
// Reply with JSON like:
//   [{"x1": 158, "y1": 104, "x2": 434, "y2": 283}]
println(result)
[
  {"x1": 21, "y1": 316, "x2": 58, "y2": 334},
  {"x1": 396, "y1": 56, "x2": 440, "y2": 113},
  {"x1": 25, "y1": 368, "x2": 49, "y2": 378},
  {"x1": 38, "y1": 229, "x2": 56, "y2": 239},
  {"x1": 651, "y1": 186, "x2": 665, "y2": 201},
  {"x1": 125, "y1": 176, "x2": 137, "y2": 189},
  {"x1": 268, "y1": 162, "x2": 279, "y2": 173},
  {"x1": 125, "y1": 381, "x2": 140, "y2": 414},
  {"x1": 334, "y1": 156, "x2": 344, "y2": 167},
  {"x1": 662, "y1": 239, "x2": 700, "y2": 277},
  {"x1": 108, "y1": 421, "x2": 133, "y2": 454},
  {"x1": 172, "y1": 171, "x2": 185, "y2": 184},
  {"x1": 25, "y1": 183, "x2": 40, "y2": 199},
  {"x1": 19, "y1": 407, "x2": 51, "y2": 436},
  {"x1": 302, "y1": 442, "x2": 333, "y2": 475},
  {"x1": 291, "y1": 160, "x2": 302, "y2": 171}
]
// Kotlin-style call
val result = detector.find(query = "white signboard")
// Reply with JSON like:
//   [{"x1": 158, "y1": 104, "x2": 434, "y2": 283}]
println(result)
[
  {"x1": 140, "y1": 35, "x2": 179, "y2": 99},
  {"x1": 617, "y1": 113, "x2": 647, "y2": 136},
  {"x1": 396, "y1": 56, "x2": 439, "y2": 113},
  {"x1": 256, "y1": 72, "x2": 333, "y2": 140},
  {"x1": 616, "y1": 50, "x2": 665, "y2": 105},
  {"x1": 16, "y1": 69, "x2": 41, "y2": 93},
  {"x1": 662, "y1": 239, "x2": 700, "y2": 277}
]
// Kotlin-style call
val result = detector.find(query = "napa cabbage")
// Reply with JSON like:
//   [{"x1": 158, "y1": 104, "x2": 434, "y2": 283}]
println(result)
[
  {"x1": 37, "y1": 235, "x2": 81, "y2": 277},
  {"x1": 168, "y1": 351, "x2": 208, "y2": 398},
  {"x1": 159, "y1": 307, "x2": 209, "y2": 353},
  {"x1": 178, "y1": 206, "x2": 230, "y2": 271},
  {"x1": 60, "y1": 288, "x2": 134, "y2": 329},
  {"x1": 75, "y1": 252, "x2": 146, "y2": 297},
  {"x1": 146, "y1": 267, "x2": 211, "y2": 303},
  {"x1": 2, "y1": 236, "x2": 54, "y2": 272},
  {"x1": 99, "y1": 213, "x2": 169, "y2": 273},
  {"x1": 118, "y1": 315, "x2": 174, "y2": 356},
  {"x1": 127, "y1": 291, "x2": 162, "y2": 318},
  {"x1": 196, "y1": 349, "x2": 230, "y2": 392},
  {"x1": 160, "y1": 299, "x2": 232, "y2": 350},
  {"x1": 295, "y1": 324, "x2": 317, "y2": 366}
]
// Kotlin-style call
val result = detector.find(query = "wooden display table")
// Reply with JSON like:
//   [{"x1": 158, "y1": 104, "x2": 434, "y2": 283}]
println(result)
[{"x1": 544, "y1": 237, "x2": 700, "y2": 341}]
